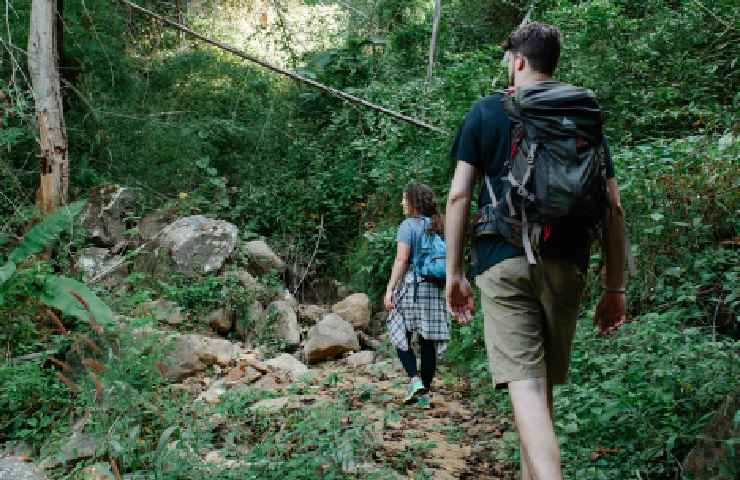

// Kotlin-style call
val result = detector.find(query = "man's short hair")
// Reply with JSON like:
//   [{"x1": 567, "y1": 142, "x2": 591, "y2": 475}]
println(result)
[{"x1": 501, "y1": 22, "x2": 561, "y2": 75}]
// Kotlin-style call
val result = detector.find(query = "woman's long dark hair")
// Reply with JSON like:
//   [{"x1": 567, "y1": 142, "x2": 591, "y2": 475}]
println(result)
[{"x1": 405, "y1": 183, "x2": 444, "y2": 235}]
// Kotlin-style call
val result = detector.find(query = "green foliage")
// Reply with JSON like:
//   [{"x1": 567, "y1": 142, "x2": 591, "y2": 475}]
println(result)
[
  {"x1": 39, "y1": 275, "x2": 114, "y2": 328},
  {"x1": 4, "y1": 200, "x2": 86, "y2": 266}
]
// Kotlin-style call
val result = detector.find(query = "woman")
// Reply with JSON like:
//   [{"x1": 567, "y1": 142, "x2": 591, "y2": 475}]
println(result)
[{"x1": 384, "y1": 183, "x2": 451, "y2": 405}]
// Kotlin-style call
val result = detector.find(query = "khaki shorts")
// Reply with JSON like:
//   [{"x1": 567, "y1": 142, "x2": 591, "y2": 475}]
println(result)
[{"x1": 475, "y1": 256, "x2": 586, "y2": 387}]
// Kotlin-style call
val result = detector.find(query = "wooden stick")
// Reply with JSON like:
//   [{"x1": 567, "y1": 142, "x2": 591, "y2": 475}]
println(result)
[{"x1": 117, "y1": 0, "x2": 447, "y2": 134}]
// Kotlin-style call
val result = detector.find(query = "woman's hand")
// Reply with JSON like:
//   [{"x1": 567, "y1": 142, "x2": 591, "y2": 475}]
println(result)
[{"x1": 384, "y1": 290, "x2": 395, "y2": 311}]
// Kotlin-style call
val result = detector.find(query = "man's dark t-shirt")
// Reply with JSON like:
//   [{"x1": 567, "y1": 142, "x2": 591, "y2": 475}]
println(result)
[{"x1": 450, "y1": 92, "x2": 615, "y2": 277}]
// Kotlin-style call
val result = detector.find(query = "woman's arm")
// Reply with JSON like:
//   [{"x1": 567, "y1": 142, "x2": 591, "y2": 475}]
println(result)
[{"x1": 384, "y1": 241, "x2": 411, "y2": 310}]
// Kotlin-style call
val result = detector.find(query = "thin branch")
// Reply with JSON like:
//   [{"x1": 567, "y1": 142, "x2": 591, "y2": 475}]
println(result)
[
  {"x1": 294, "y1": 214, "x2": 325, "y2": 294},
  {"x1": 117, "y1": 0, "x2": 447, "y2": 134}
]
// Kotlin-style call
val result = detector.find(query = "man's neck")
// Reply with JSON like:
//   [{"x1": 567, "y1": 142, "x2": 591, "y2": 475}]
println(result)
[{"x1": 516, "y1": 72, "x2": 553, "y2": 88}]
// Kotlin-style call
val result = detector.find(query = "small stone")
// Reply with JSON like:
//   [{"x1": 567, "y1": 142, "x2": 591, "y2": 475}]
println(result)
[
  {"x1": 206, "y1": 308, "x2": 233, "y2": 336},
  {"x1": 264, "y1": 354, "x2": 309, "y2": 381},
  {"x1": 346, "y1": 350, "x2": 375, "y2": 368},
  {"x1": 136, "y1": 300, "x2": 185, "y2": 326},
  {"x1": 243, "y1": 240, "x2": 285, "y2": 274},
  {"x1": 0, "y1": 457, "x2": 48, "y2": 480},
  {"x1": 297, "y1": 304, "x2": 328, "y2": 325}
]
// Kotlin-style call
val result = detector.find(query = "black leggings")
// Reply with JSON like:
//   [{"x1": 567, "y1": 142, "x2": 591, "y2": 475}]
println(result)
[{"x1": 396, "y1": 331, "x2": 436, "y2": 390}]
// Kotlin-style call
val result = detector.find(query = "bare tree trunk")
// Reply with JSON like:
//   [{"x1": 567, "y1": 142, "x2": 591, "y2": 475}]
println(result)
[
  {"x1": 28, "y1": 0, "x2": 68, "y2": 213},
  {"x1": 426, "y1": 0, "x2": 441, "y2": 83}
]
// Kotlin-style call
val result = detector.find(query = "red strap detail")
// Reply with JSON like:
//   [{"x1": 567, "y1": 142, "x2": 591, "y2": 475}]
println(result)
[
  {"x1": 543, "y1": 225, "x2": 552, "y2": 242},
  {"x1": 511, "y1": 131, "x2": 525, "y2": 158}
]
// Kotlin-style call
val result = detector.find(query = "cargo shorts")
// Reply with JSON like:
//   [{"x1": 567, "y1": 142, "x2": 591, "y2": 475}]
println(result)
[{"x1": 475, "y1": 256, "x2": 586, "y2": 387}]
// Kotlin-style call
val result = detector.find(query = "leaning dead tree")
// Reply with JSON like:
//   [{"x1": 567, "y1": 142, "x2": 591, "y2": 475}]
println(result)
[
  {"x1": 28, "y1": 0, "x2": 68, "y2": 213},
  {"x1": 119, "y1": 0, "x2": 446, "y2": 134}
]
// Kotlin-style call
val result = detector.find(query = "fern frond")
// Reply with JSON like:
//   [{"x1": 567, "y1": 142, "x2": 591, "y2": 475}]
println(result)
[
  {"x1": 8, "y1": 200, "x2": 86, "y2": 264},
  {"x1": 39, "y1": 275, "x2": 114, "y2": 329}
]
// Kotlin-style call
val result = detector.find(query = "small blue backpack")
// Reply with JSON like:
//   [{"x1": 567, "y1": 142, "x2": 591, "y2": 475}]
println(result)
[{"x1": 414, "y1": 217, "x2": 446, "y2": 283}]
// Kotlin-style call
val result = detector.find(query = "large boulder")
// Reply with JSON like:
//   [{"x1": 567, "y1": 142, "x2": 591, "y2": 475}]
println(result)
[
  {"x1": 79, "y1": 185, "x2": 137, "y2": 247},
  {"x1": 263, "y1": 301, "x2": 300, "y2": 347},
  {"x1": 75, "y1": 247, "x2": 127, "y2": 285},
  {"x1": 264, "y1": 354, "x2": 309, "y2": 381},
  {"x1": 303, "y1": 314, "x2": 359, "y2": 364},
  {"x1": 332, "y1": 293, "x2": 371, "y2": 330},
  {"x1": 0, "y1": 457, "x2": 48, "y2": 480},
  {"x1": 157, "y1": 216, "x2": 237, "y2": 277},
  {"x1": 243, "y1": 240, "x2": 285, "y2": 274},
  {"x1": 163, "y1": 334, "x2": 243, "y2": 382}
]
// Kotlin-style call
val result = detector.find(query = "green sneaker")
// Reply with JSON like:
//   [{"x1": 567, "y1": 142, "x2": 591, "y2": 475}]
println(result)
[
  {"x1": 403, "y1": 376, "x2": 424, "y2": 404},
  {"x1": 416, "y1": 393, "x2": 432, "y2": 409}
]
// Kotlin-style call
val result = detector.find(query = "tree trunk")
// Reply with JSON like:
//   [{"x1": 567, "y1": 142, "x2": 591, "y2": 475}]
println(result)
[
  {"x1": 426, "y1": 0, "x2": 441, "y2": 83},
  {"x1": 28, "y1": 0, "x2": 68, "y2": 213}
]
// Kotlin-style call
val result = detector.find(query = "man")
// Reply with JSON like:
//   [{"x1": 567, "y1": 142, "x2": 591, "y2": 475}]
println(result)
[{"x1": 445, "y1": 22, "x2": 627, "y2": 480}]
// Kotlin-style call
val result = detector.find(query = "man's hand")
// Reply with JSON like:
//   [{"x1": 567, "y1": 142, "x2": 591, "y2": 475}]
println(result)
[
  {"x1": 594, "y1": 291, "x2": 626, "y2": 335},
  {"x1": 446, "y1": 274, "x2": 475, "y2": 324}
]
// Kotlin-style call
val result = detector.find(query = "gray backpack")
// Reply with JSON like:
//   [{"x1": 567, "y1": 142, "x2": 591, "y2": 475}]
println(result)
[{"x1": 474, "y1": 81, "x2": 608, "y2": 263}]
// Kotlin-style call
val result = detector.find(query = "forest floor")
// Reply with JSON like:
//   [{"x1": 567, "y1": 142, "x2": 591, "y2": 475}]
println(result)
[{"x1": 263, "y1": 352, "x2": 518, "y2": 479}]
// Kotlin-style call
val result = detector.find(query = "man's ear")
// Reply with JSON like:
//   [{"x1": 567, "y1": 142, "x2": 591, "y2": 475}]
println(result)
[{"x1": 515, "y1": 54, "x2": 526, "y2": 72}]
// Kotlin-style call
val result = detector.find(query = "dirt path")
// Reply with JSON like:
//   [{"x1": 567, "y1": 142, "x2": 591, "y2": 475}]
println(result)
[{"x1": 307, "y1": 357, "x2": 517, "y2": 479}]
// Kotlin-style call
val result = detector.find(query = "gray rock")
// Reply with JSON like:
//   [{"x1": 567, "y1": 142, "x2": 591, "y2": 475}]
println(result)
[
  {"x1": 243, "y1": 240, "x2": 285, "y2": 274},
  {"x1": 332, "y1": 293, "x2": 371, "y2": 330},
  {"x1": 304, "y1": 314, "x2": 359, "y2": 364},
  {"x1": 346, "y1": 350, "x2": 375, "y2": 368},
  {"x1": 79, "y1": 185, "x2": 137, "y2": 247},
  {"x1": 297, "y1": 304, "x2": 328, "y2": 325},
  {"x1": 75, "y1": 247, "x2": 127, "y2": 285},
  {"x1": 138, "y1": 209, "x2": 175, "y2": 242},
  {"x1": 158, "y1": 216, "x2": 237, "y2": 277},
  {"x1": 264, "y1": 354, "x2": 309, "y2": 381},
  {"x1": 79, "y1": 463, "x2": 115, "y2": 479},
  {"x1": 249, "y1": 397, "x2": 290, "y2": 413},
  {"x1": 206, "y1": 308, "x2": 233, "y2": 336},
  {"x1": 281, "y1": 291, "x2": 299, "y2": 311},
  {"x1": 135, "y1": 300, "x2": 185, "y2": 326},
  {"x1": 683, "y1": 389, "x2": 739, "y2": 479},
  {"x1": 163, "y1": 334, "x2": 243, "y2": 382},
  {"x1": 264, "y1": 301, "x2": 300, "y2": 347},
  {"x1": 41, "y1": 432, "x2": 98, "y2": 468},
  {"x1": 0, "y1": 457, "x2": 48, "y2": 480},
  {"x1": 235, "y1": 301, "x2": 264, "y2": 340},
  {"x1": 230, "y1": 269, "x2": 260, "y2": 292},
  {"x1": 368, "y1": 311, "x2": 387, "y2": 336}
]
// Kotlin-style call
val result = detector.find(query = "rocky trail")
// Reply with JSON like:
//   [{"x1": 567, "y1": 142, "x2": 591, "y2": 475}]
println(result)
[
  {"x1": 182, "y1": 339, "x2": 518, "y2": 480},
  {"x1": 1, "y1": 187, "x2": 519, "y2": 479},
  {"x1": 305, "y1": 358, "x2": 516, "y2": 479}
]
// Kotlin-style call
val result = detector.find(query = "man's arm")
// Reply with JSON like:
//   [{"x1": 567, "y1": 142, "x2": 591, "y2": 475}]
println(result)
[
  {"x1": 445, "y1": 161, "x2": 478, "y2": 322},
  {"x1": 595, "y1": 177, "x2": 627, "y2": 334}
]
